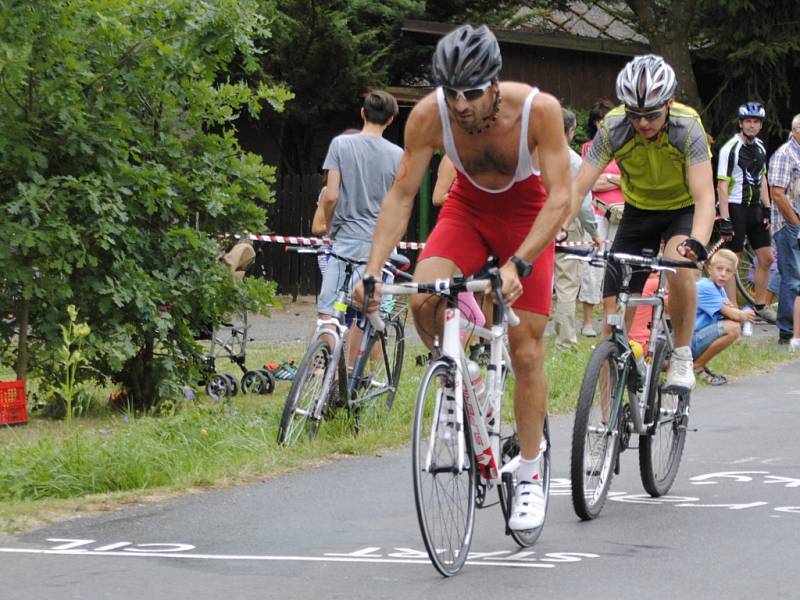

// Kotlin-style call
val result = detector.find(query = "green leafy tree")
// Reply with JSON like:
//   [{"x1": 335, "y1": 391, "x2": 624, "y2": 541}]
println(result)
[
  {"x1": 694, "y1": 0, "x2": 800, "y2": 141},
  {"x1": 0, "y1": 0, "x2": 291, "y2": 411},
  {"x1": 250, "y1": 0, "x2": 422, "y2": 175}
]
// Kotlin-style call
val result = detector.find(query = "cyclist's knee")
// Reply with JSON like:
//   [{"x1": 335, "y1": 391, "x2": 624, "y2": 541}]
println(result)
[{"x1": 509, "y1": 343, "x2": 543, "y2": 376}]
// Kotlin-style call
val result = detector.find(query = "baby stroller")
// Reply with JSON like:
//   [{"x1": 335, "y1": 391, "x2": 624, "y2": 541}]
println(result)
[
  {"x1": 199, "y1": 314, "x2": 275, "y2": 399},
  {"x1": 199, "y1": 240, "x2": 276, "y2": 400}
]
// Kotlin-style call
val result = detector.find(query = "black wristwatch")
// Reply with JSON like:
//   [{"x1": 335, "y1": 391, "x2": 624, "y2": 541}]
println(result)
[{"x1": 510, "y1": 255, "x2": 532, "y2": 277}]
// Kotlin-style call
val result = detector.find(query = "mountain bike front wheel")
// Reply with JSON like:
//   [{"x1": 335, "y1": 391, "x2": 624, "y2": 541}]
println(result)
[
  {"x1": 639, "y1": 338, "x2": 690, "y2": 496},
  {"x1": 571, "y1": 340, "x2": 623, "y2": 520},
  {"x1": 412, "y1": 361, "x2": 476, "y2": 577}
]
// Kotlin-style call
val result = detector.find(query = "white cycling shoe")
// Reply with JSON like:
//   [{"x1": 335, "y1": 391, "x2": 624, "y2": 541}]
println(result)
[
  {"x1": 665, "y1": 347, "x2": 695, "y2": 392},
  {"x1": 508, "y1": 481, "x2": 545, "y2": 531}
]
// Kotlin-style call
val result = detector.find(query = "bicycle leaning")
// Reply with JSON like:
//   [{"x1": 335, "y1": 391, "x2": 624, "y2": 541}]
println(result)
[
  {"x1": 277, "y1": 247, "x2": 410, "y2": 446},
  {"x1": 558, "y1": 247, "x2": 698, "y2": 520},
  {"x1": 364, "y1": 258, "x2": 551, "y2": 576}
]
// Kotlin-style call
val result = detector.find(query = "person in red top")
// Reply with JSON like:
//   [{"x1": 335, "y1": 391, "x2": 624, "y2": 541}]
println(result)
[
  {"x1": 353, "y1": 25, "x2": 572, "y2": 530},
  {"x1": 579, "y1": 99, "x2": 625, "y2": 337}
]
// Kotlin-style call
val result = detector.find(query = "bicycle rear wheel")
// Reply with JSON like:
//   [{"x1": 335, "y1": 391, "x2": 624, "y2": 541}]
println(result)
[
  {"x1": 412, "y1": 362, "x2": 476, "y2": 577},
  {"x1": 571, "y1": 340, "x2": 623, "y2": 520},
  {"x1": 639, "y1": 338, "x2": 690, "y2": 496},
  {"x1": 277, "y1": 340, "x2": 333, "y2": 446},
  {"x1": 351, "y1": 317, "x2": 405, "y2": 430},
  {"x1": 735, "y1": 243, "x2": 777, "y2": 323},
  {"x1": 498, "y1": 418, "x2": 551, "y2": 547}
]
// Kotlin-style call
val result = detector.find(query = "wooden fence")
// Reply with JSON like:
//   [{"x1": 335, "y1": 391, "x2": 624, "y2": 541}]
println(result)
[{"x1": 250, "y1": 170, "x2": 435, "y2": 299}]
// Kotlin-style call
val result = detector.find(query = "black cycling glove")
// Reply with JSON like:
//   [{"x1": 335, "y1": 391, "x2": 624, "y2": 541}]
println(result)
[
  {"x1": 719, "y1": 218, "x2": 734, "y2": 238},
  {"x1": 679, "y1": 237, "x2": 709, "y2": 261},
  {"x1": 761, "y1": 206, "x2": 771, "y2": 230}
]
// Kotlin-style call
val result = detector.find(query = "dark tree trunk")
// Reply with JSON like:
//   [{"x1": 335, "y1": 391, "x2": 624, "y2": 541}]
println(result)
[
  {"x1": 121, "y1": 332, "x2": 157, "y2": 412},
  {"x1": 14, "y1": 296, "x2": 29, "y2": 380},
  {"x1": 624, "y1": 0, "x2": 703, "y2": 110}
]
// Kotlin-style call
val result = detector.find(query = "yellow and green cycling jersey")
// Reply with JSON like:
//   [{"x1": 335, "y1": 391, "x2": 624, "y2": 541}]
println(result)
[{"x1": 585, "y1": 102, "x2": 712, "y2": 211}]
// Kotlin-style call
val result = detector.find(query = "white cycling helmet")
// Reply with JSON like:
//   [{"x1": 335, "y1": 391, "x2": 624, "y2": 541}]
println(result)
[{"x1": 616, "y1": 54, "x2": 677, "y2": 109}]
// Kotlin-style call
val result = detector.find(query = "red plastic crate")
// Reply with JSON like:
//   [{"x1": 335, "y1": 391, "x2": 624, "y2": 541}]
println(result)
[{"x1": 0, "y1": 380, "x2": 27, "y2": 425}]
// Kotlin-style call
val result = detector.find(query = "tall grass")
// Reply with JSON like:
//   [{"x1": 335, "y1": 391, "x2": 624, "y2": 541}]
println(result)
[{"x1": 0, "y1": 336, "x2": 795, "y2": 533}]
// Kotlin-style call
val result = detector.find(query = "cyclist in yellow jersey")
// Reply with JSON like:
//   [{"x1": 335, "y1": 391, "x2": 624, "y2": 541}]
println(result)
[{"x1": 573, "y1": 54, "x2": 715, "y2": 392}]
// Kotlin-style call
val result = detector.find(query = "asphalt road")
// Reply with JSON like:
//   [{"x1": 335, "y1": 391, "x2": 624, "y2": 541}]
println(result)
[{"x1": 1, "y1": 360, "x2": 798, "y2": 600}]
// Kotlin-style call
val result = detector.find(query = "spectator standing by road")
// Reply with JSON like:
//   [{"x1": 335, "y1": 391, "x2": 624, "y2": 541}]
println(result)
[
  {"x1": 553, "y1": 108, "x2": 600, "y2": 349},
  {"x1": 316, "y1": 92, "x2": 403, "y2": 363},
  {"x1": 767, "y1": 113, "x2": 800, "y2": 347},
  {"x1": 579, "y1": 99, "x2": 623, "y2": 337},
  {"x1": 316, "y1": 91, "x2": 403, "y2": 321},
  {"x1": 717, "y1": 102, "x2": 774, "y2": 319}
]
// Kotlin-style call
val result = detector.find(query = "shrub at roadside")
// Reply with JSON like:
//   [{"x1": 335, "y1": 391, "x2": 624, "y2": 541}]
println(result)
[{"x1": 0, "y1": 0, "x2": 291, "y2": 411}]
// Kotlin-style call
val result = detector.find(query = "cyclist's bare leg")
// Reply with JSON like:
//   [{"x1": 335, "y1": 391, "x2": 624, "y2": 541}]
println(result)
[
  {"x1": 754, "y1": 245, "x2": 774, "y2": 305},
  {"x1": 663, "y1": 235, "x2": 697, "y2": 348},
  {"x1": 507, "y1": 309, "x2": 548, "y2": 459},
  {"x1": 409, "y1": 256, "x2": 461, "y2": 349}
]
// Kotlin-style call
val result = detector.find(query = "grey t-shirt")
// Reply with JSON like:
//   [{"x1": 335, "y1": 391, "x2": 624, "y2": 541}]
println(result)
[{"x1": 322, "y1": 132, "x2": 404, "y2": 240}]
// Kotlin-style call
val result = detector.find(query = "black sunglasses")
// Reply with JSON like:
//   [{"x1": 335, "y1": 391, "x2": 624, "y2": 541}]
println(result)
[
  {"x1": 625, "y1": 106, "x2": 667, "y2": 122},
  {"x1": 443, "y1": 82, "x2": 492, "y2": 102}
]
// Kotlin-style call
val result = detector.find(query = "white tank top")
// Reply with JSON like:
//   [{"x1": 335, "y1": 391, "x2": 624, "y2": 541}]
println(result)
[{"x1": 437, "y1": 86, "x2": 540, "y2": 194}]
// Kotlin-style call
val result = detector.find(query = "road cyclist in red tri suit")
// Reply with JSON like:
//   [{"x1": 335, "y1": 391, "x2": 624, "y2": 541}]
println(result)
[{"x1": 353, "y1": 24, "x2": 573, "y2": 530}]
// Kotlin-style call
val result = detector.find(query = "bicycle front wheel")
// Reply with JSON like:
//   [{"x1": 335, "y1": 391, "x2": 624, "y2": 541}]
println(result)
[
  {"x1": 571, "y1": 340, "x2": 623, "y2": 520},
  {"x1": 277, "y1": 340, "x2": 332, "y2": 446},
  {"x1": 412, "y1": 362, "x2": 476, "y2": 577},
  {"x1": 639, "y1": 339, "x2": 690, "y2": 496},
  {"x1": 351, "y1": 317, "x2": 405, "y2": 430}
]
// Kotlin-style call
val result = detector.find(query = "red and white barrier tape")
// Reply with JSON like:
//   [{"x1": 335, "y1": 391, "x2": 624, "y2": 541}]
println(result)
[
  {"x1": 249, "y1": 233, "x2": 600, "y2": 251},
  {"x1": 249, "y1": 233, "x2": 426, "y2": 250}
]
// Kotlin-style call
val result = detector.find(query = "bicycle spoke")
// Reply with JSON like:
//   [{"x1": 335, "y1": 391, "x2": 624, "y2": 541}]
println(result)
[{"x1": 413, "y1": 363, "x2": 475, "y2": 576}]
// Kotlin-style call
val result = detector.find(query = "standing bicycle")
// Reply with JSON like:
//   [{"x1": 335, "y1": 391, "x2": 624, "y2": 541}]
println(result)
[
  {"x1": 560, "y1": 246, "x2": 698, "y2": 520},
  {"x1": 364, "y1": 259, "x2": 551, "y2": 576},
  {"x1": 277, "y1": 247, "x2": 409, "y2": 446}
]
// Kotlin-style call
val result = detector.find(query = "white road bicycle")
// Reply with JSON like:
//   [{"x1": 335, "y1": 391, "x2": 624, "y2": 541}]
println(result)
[{"x1": 364, "y1": 258, "x2": 551, "y2": 576}]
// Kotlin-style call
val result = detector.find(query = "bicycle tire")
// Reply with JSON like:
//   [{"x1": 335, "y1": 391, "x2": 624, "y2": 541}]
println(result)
[
  {"x1": 498, "y1": 418, "x2": 551, "y2": 547},
  {"x1": 351, "y1": 318, "x2": 405, "y2": 430},
  {"x1": 277, "y1": 339, "x2": 333, "y2": 446},
  {"x1": 735, "y1": 244, "x2": 759, "y2": 307},
  {"x1": 412, "y1": 361, "x2": 476, "y2": 577},
  {"x1": 570, "y1": 340, "x2": 623, "y2": 521},
  {"x1": 639, "y1": 338, "x2": 690, "y2": 496}
]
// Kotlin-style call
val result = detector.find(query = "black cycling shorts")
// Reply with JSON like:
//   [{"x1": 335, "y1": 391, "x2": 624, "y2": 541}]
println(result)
[
  {"x1": 724, "y1": 203, "x2": 771, "y2": 253},
  {"x1": 603, "y1": 204, "x2": 694, "y2": 298}
]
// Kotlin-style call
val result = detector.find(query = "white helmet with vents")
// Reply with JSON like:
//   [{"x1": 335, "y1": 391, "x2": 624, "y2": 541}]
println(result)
[{"x1": 616, "y1": 54, "x2": 677, "y2": 109}]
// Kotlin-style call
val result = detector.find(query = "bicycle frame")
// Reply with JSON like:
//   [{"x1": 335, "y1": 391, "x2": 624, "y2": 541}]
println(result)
[
  {"x1": 410, "y1": 291, "x2": 516, "y2": 486},
  {"x1": 606, "y1": 267, "x2": 674, "y2": 436}
]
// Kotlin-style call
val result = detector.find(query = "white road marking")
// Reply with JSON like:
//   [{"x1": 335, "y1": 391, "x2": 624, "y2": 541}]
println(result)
[{"x1": 0, "y1": 547, "x2": 596, "y2": 568}]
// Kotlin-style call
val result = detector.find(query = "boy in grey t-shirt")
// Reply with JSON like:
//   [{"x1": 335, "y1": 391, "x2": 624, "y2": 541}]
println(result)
[{"x1": 317, "y1": 91, "x2": 403, "y2": 317}]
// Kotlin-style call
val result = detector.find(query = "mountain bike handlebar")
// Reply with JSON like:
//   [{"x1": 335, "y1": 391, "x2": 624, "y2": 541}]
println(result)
[{"x1": 555, "y1": 246, "x2": 700, "y2": 272}]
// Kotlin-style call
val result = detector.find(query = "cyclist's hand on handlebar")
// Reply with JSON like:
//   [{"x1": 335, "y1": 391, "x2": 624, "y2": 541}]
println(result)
[
  {"x1": 352, "y1": 276, "x2": 382, "y2": 314},
  {"x1": 499, "y1": 261, "x2": 524, "y2": 306},
  {"x1": 677, "y1": 237, "x2": 708, "y2": 262}
]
